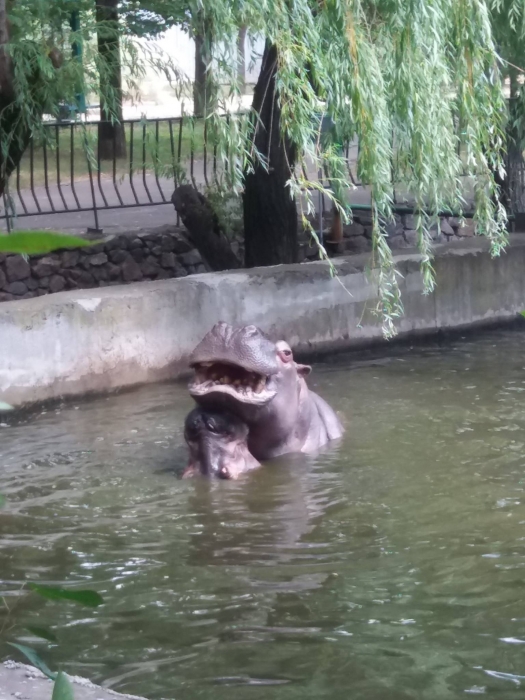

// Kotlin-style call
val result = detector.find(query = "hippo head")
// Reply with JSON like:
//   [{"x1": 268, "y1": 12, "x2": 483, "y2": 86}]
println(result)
[
  {"x1": 183, "y1": 406, "x2": 260, "y2": 480},
  {"x1": 188, "y1": 323, "x2": 311, "y2": 429}
]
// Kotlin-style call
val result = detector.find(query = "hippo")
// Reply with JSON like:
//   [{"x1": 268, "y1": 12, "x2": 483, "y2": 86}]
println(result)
[
  {"x1": 183, "y1": 406, "x2": 260, "y2": 479},
  {"x1": 188, "y1": 322, "x2": 344, "y2": 460}
]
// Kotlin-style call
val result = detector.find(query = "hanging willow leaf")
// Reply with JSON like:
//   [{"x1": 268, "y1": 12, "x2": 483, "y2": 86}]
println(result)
[
  {"x1": 26, "y1": 626, "x2": 59, "y2": 643},
  {"x1": 7, "y1": 643, "x2": 57, "y2": 680},
  {"x1": 52, "y1": 671, "x2": 75, "y2": 700},
  {"x1": 0, "y1": 232, "x2": 99, "y2": 255},
  {"x1": 28, "y1": 583, "x2": 103, "y2": 608}
]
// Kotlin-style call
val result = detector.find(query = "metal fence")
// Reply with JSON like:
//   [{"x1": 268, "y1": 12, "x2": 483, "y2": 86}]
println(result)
[
  {"x1": 0, "y1": 116, "x2": 253, "y2": 232},
  {"x1": 0, "y1": 115, "x2": 493, "y2": 234}
]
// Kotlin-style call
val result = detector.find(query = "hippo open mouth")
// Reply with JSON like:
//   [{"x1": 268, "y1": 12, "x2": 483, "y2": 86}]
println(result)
[
  {"x1": 189, "y1": 360, "x2": 277, "y2": 405},
  {"x1": 188, "y1": 322, "x2": 279, "y2": 406}
]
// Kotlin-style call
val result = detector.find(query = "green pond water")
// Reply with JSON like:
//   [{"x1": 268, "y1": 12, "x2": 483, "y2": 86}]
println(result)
[{"x1": 2, "y1": 328, "x2": 525, "y2": 699}]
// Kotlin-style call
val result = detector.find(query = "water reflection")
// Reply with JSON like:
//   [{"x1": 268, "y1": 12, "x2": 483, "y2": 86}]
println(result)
[{"x1": 3, "y1": 330, "x2": 525, "y2": 698}]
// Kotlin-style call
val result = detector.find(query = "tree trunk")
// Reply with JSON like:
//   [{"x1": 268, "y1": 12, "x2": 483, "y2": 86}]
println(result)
[
  {"x1": 97, "y1": 0, "x2": 126, "y2": 160},
  {"x1": 193, "y1": 28, "x2": 209, "y2": 117},
  {"x1": 237, "y1": 26, "x2": 246, "y2": 94},
  {"x1": 243, "y1": 43, "x2": 298, "y2": 267},
  {"x1": 172, "y1": 184, "x2": 241, "y2": 271}
]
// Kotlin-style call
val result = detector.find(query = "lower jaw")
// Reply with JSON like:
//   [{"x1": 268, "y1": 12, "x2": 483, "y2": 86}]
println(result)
[{"x1": 189, "y1": 387, "x2": 270, "y2": 408}]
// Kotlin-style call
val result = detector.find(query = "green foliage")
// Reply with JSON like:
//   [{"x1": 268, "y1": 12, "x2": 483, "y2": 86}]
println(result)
[
  {"x1": 26, "y1": 626, "x2": 59, "y2": 643},
  {"x1": 205, "y1": 185, "x2": 243, "y2": 241},
  {"x1": 2, "y1": 0, "x2": 520, "y2": 335},
  {"x1": 52, "y1": 672, "x2": 75, "y2": 700},
  {"x1": 0, "y1": 402, "x2": 13, "y2": 411},
  {"x1": 7, "y1": 643, "x2": 57, "y2": 680},
  {"x1": 28, "y1": 584, "x2": 104, "y2": 608},
  {"x1": 0, "y1": 231, "x2": 98, "y2": 255}
]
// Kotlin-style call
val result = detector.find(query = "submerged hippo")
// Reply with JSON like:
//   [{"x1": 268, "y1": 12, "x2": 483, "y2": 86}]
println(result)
[
  {"x1": 188, "y1": 322, "x2": 344, "y2": 460},
  {"x1": 183, "y1": 406, "x2": 260, "y2": 479}
]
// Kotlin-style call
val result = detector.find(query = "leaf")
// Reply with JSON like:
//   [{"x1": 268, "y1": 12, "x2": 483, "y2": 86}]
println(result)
[
  {"x1": 0, "y1": 232, "x2": 100, "y2": 255},
  {"x1": 7, "y1": 643, "x2": 57, "y2": 680},
  {"x1": 0, "y1": 402, "x2": 14, "y2": 412},
  {"x1": 520, "y1": 311, "x2": 525, "y2": 318},
  {"x1": 28, "y1": 584, "x2": 104, "y2": 608},
  {"x1": 26, "y1": 625, "x2": 59, "y2": 643},
  {"x1": 52, "y1": 671, "x2": 75, "y2": 700}
]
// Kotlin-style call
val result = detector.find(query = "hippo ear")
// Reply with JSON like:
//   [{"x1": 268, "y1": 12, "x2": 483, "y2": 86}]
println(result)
[{"x1": 296, "y1": 363, "x2": 312, "y2": 377}]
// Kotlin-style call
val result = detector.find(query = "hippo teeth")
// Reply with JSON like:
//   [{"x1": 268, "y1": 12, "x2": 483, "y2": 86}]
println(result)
[{"x1": 190, "y1": 362, "x2": 274, "y2": 403}]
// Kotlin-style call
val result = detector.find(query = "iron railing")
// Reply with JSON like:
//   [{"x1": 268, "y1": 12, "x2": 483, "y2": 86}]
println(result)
[
  {"x1": 1, "y1": 116, "x2": 248, "y2": 232},
  {"x1": 0, "y1": 115, "x2": 491, "y2": 235}
]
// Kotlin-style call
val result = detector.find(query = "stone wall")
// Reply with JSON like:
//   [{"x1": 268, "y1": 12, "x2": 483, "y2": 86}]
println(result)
[
  {"x1": 0, "y1": 213, "x2": 478, "y2": 303},
  {"x1": 302, "y1": 212, "x2": 475, "y2": 259},
  {"x1": 2, "y1": 236, "x2": 525, "y2": 408},
  {"x1": 0, "y1": 225, "x2": 207, "y2": 303}
]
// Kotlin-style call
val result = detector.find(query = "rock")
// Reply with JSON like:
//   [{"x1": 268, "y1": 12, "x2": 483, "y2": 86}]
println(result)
[
  {"x1": 131, "y1": 248, "x2": 145, "y2": 263},
  {"x1": 104, "y1": 236, "x2": 122, "y2": 251},
  {"x1": 344, "y1": 236, "x2": 371, "y2": 254},
  {"x1": 172, "y1": 235, "x2": 193, "y2": 254},
  {"x1": 107, "y1": 263, "x2": 121, "y2": 281},
  {"x1": 61, "y1": 250, "x2": 80, "y2": 268},
  {"x1": 117, "y1": 235, "x2": 130, "y2": 250},
  {"x1": 161, "y1": 235, "x2": 175, "y2": 252},
  {"x1": 388, "y1": 235, "x2": 410, "y2": 250},
  {"x1": 156, "y1": 268, "x2": 172, "y2": 280},
  {"x1": 21, "y1": 292, "x2": 36, "y2": 300},
  {"x1": 179, "y1": 249, "x2": 202, "y2": 266},
  {"x1": 49, "y1": 275, "x2": 66, "y2": 293},
  {"x1": 151, "y1": 245, "x2": 162, "y2": 256},
  {"x1": 0, "y1": 268, "x2": 6, "y2": 289},
  {"x1": 140, "y1": 257, "x2": 160, "y2": 277},
  {"x1": 6, "y1": 255, "x2": 30, "y2": 282},
  {"x1": 121, "y1": 257, "x2": 143, "y2": 282},
  {"x1": 354, "y1": 211, "x2": 373, "y2": 226},
  {"x1": 32, "y1": 256, "x2": 61, "y2": 278},
  {"x1": 88, "y1": 252, "x2": 108, "y2": 266},
  {"x1": 26, "y1": 277, "x2": 39, "y2": 291},
  {"x1": 92, "y1": 266, "x2": 109, "y2": 282},
  {"x1": 129, "y1": 238, "x2": 143, "y2": 250},
  {"x1": 38, "y1": 276, "x2": 50, "y2": 289},
  {"x1": 0, "y1": 253, "x2": 5, "y2": 263},
  {"x1": 403, "y1": 229, "x2": 419, "y2": 246},
  {"x1": 0, "y1": 292, "x2": 14, "y2": 302},
  {"x1": 456, "y1": 219, "x2": 475, "y2": 237},
  {"x1": 384, "y1": 217, "x2": 404, "y2": 238},
  {"x1": 344, "y1": 222, "x2": 365, "y2": 238},
  {"x1": 6, "y1": 281, "x2": 28, "y2": 295},
  {"x1": 87, "y1": 242, "x2": 106, "y2": 254},
  {"x1": 161, "y1": 252, "x2": 177, "y2": 269},
  {"x1": 195, "y1": 263, "x2": 207, "y2": 274},
  {"x1": 109, "y1": 250, "x2": 129, "y2": 265},
  {"x1": 440, "y1": 219, "x2": 455, "y2": 237},
  {"x1": 174, "y1": 264, "x2": 188, "y2": 277},
  {"x1": 403, "y1": 214, "x2": 417, "y2": 230},
  {"x1": 448, "y1": 217, "x2": 461, "y2": 231},
  {"x1": 65, "y1": 269, "x2": 95, "y2": 288}
]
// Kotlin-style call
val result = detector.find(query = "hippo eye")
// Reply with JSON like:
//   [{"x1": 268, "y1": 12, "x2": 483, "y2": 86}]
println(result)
[
  {"x1": 204, "y1": 416, "x2": 224, "y2": 435},
  {"x1": 278, "y1": 347, "x2": 293, "y2": 363}
]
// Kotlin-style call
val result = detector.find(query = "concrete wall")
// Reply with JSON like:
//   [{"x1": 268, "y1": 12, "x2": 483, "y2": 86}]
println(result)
[{"x1": 2, "y1": 237, "x2": 525, "y2": 408}]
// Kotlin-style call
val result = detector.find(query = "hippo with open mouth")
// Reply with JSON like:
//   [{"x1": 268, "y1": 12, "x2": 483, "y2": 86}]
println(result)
[
  {"x1": 188, "y1": 322, "x2": 344, "y2": 460},
  {"x1": 183, "y1": 406, "x2": 260, "y2": 479}
]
